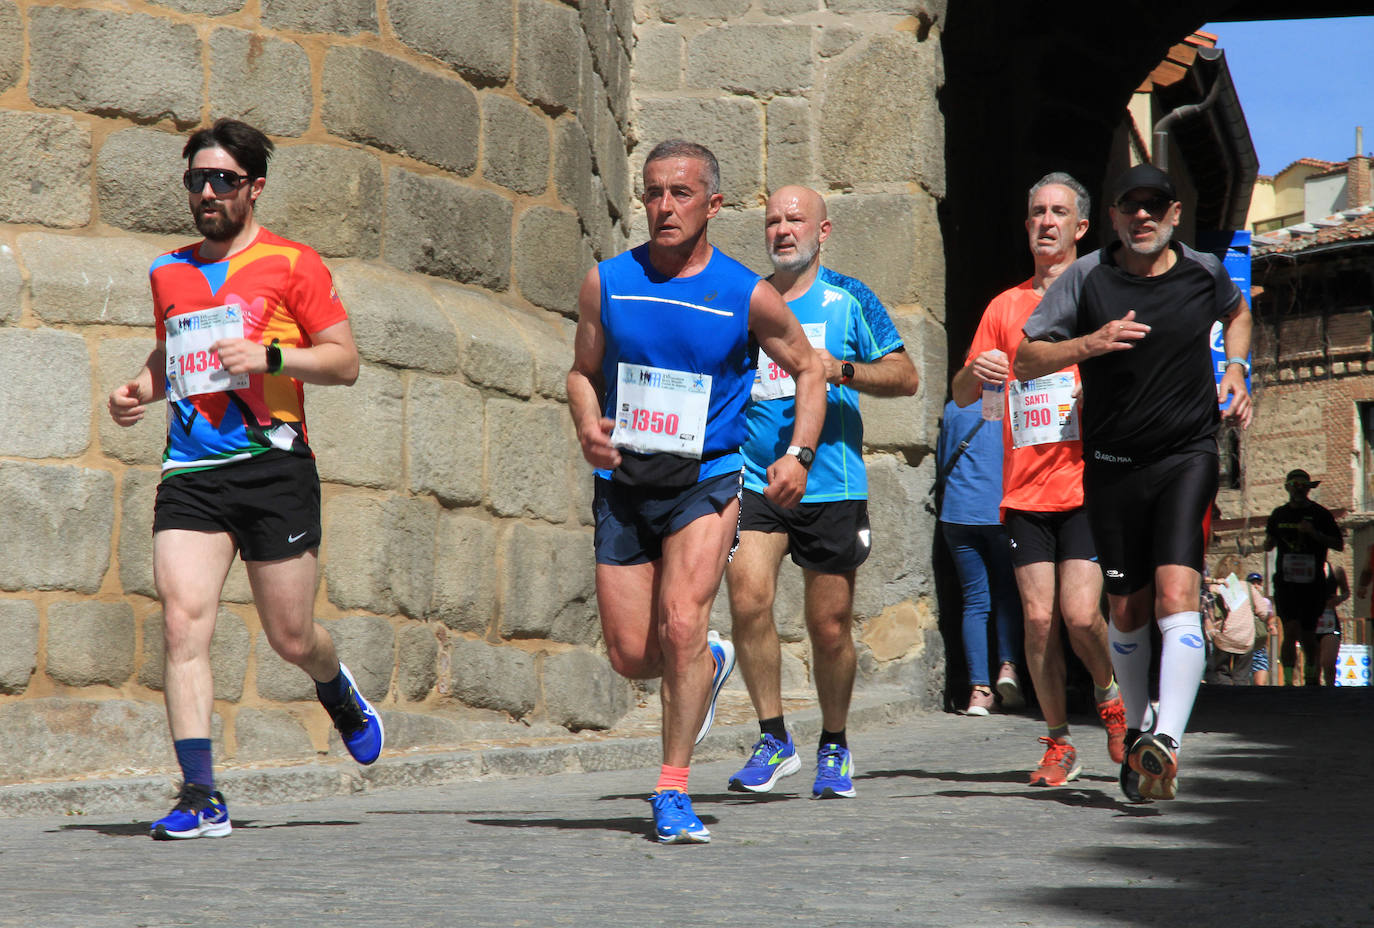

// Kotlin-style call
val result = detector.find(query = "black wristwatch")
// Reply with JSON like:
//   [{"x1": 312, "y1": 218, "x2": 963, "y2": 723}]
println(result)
[
  {"x1": 265, "y1": 340, "x2": 283, "y2": 374},
  {"x1": 840, "y1": 361, "x2": 855, "y2": 385},
  {"x1": 786, "y1": 445, "x2": 815, "y2": 469}
]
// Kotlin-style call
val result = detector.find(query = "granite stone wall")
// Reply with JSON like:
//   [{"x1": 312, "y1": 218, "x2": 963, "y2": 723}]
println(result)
[{"x1": 0, "y1": 0, "x2": 947, "y2": 785}]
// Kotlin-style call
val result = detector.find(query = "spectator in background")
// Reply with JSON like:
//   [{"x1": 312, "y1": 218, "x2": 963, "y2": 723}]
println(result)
[
  {"x1": 1315, "y1": 562, "x2": 1349, "y2": 686},
  {"x1": 1247, "y1": 572, "x2": 1277, "y2": 686},
  {"x1": 937, "y1": 398, "x2": 1023, "y2": 716}
]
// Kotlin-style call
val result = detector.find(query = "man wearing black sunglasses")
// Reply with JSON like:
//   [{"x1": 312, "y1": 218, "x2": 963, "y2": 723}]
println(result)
[
  {"x1": 108, "y1": 119, "x2": 381, "y2": 840},
  {"x1": 1014, "y1": 162, "x2": 1253, "y2": 804}
]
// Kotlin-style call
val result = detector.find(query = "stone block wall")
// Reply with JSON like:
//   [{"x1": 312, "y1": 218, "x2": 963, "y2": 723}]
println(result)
[
  {"x1": 0, "y1": 0, "x2": 947, "y2": 785},
  {"x1": 635, "y1": 2, "x2": 947, "y2": 690},
  {"x1": 0, "y1": 0, "x2": 635, "y2": 784}
]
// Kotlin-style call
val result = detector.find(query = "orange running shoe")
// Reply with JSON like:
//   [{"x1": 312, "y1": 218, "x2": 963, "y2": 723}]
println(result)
[
  {"x1": 1128, "y1": 733, "x2": 1179, "y2": 800},
  {"x1": 1029, "y1": 737, "x2": 1081, "y2": 787},
  {"x1": 1097, "y1": 694, "x2": 1128, "y2": 764}
]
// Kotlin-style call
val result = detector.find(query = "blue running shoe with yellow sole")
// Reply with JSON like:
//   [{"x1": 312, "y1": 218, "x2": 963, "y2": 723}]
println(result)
[
  {"x1": 694, "y1": 631, "x2": 735, "y2": 745},
  {"x1": 812, "y1": 743, "x2": 856, "y2": 799},
  {"x1": 649, "y1": 790, "x2": 711, "y2": 844},
  {"x1": 150, "y1": 783, "x2": 231, "y2": 840},
  {"x1": 728, "y1": 732, "x2": 802, "y2": 793},
  {"x1": 325, "y1": 662, "x2": 385, "y2": 765}
]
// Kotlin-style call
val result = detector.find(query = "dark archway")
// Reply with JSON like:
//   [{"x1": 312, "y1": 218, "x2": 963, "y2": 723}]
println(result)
[{"x1": 940, "y1": 1, "x2": 1373, "y2": 376}]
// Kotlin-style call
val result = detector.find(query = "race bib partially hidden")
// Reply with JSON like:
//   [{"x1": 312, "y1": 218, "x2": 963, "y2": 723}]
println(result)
[
  {"x1": 1009, "y1": 373, "x2": 1080, "y2": 448},
  {"x1": 1282, "y1": 553, "x2": 1317, "y2": 584},
  {"x1": 751, "y1": 323, "x2": 828, "y2": 401},
  {"x1": 165, "y1": 304, "x2": 250, "y2": 402},
  {"x1": 611, "y1": 362, "x2": 711, "y2": 458}
]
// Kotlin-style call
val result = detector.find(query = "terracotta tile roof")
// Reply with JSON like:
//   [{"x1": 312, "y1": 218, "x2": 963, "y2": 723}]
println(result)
[{"x1": 1252, "y1": 208, "x2": 1374, "y2": 256}]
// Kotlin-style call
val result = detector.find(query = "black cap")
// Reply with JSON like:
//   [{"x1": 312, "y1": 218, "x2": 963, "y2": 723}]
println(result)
[
  {"x1": 1111, "y1": 163, "x2": 1177, "y2": 204},
  {"x1": 1246, "y1": 572, "x2": 1263, "y2": 583},
  {"x1": 1285, "y1": 468, "x2": 1320, "y2": 488}
]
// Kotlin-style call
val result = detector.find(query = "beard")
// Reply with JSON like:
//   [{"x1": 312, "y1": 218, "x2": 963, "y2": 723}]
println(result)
[
  {"x1": 1121, "y1": 219, "x2": 1174, "y2": 257},
  {"x1": 769, "y1": 238, "x2": 820, "y2": 273},
  {"x1": 192, "y1": 202, "x2": 247, "y2": 242}
]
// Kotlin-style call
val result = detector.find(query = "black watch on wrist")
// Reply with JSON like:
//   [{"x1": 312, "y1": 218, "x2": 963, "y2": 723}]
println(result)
[
  {"x1": 840, "y1": 361, "x2": 855, "y2": 385},
  {"x1": 786, "y1": 444, "x2": 815, "y2": 469},
  {"x1": 265, "y1": 340, "x2": 283, "y2": 375}
]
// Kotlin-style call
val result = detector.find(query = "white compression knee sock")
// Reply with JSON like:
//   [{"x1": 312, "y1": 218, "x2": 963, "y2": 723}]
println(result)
[
  {"x1": 1154, "y1": 611, "x2": 1206, "y2": 747},
  {"x1": 1107, "y1": 622, "x2": 1152, "y2": 731}
]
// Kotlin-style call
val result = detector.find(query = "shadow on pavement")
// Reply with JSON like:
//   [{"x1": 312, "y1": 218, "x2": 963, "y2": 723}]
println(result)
[
  {"x1": 52, "y1": 818, "x2": 359, "y2": 837},
  {"x1": 1030, "y1": 685, "x2": 1374, "y2": 927}
]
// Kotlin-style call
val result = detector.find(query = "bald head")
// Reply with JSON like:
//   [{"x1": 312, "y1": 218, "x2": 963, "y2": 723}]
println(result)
[{"x1": 765, "y1": 185, "x2": 830, "y2": 274}]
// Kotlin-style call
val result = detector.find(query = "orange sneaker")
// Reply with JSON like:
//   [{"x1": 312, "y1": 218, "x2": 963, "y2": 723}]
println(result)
[
  {"x1": 1097, "y1": 694, "x2": 1128, "y2": 763},
  {"x1": 1029, "y1": 737, "x2": 1080, "y2": 787}
]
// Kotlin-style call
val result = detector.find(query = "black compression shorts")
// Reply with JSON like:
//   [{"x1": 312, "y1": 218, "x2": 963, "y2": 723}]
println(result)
[{"x1": 1084, "y1": 449, "x2": 1217, "y2": 596}]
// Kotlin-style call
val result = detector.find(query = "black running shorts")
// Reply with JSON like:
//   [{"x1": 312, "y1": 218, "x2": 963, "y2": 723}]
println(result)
[
  {"x1": 154, "y1": 452, "x2": 322, "y2": 562},
  {"x1": 738, "y1": 488, "x2": 871, "y2": 574},
  {"x1": 1004, "y1": 507, "x2": 1097, "y2": 568}
]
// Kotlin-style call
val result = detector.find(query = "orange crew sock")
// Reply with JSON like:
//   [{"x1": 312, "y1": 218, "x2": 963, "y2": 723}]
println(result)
[{"x1": 655, "y1": 764, "x2": 690, "y2": 794}]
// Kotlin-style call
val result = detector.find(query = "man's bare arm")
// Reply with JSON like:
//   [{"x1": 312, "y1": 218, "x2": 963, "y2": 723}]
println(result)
[{"x1": 566, "y1": 267, "x2": 620, "y2": 471}]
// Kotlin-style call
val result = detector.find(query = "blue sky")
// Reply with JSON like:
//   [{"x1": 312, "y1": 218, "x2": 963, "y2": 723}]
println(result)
[{"x1": 1203, "y1": 16, "x2": 1374, "y2": 177}]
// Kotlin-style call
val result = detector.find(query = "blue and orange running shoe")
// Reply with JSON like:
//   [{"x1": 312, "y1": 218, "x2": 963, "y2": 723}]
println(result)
[
  {"x1": 728, "y1": 732, "x2": 802, "y2": 793},
  {"x1": 150, "y1": 783, "x2": 231, "y2": 840},
  {"x1": 812, "y1": 743, "x2": 856, "y2": 799},
  {"x1": 649, "y1": 790, "x2": 711, "y2": 844}
]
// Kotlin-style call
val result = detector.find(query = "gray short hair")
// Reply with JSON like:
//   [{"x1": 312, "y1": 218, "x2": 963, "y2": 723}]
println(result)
[
  {"x1": 644, "y1": 139, "x2": 720, "y2": 196},
  {"x1": 1028, "y1": 171, "x2": 1090, "y2": 219}
]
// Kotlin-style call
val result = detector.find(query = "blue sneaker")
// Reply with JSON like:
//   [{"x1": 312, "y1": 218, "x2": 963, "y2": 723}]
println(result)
[
  {"x1": 812, "y1": 743, "x2": 856, "y2": 799},
  {"x1": 325, "y1": 662, "x2": 385, "y2": 765},
  {"x1": 648, "y1": 790, "x2": 710, "y2": 844},
  {"x1": 727, "y1": 732, "x2": 802, "y2": 793},
  {"x1": 694, "y1": 631, "x2": 735, "y2": 745},
  {"x1": 150, "y1": 783, "x2": 231, "y2": 840}
]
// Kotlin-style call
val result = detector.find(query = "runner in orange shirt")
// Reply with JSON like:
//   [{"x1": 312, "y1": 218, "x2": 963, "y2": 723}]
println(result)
[{"x1": 950, "y1": 172, "x2": 1124, "y2": 787}]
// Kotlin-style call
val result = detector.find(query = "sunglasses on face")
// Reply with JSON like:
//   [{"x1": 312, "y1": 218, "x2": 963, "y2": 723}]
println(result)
[
  {"x1": 182, "y1": 167, "x2": 251, "y2": 195},
  {"x1": 1116, "y1": 195, "x2": 1172, "y2": 218}
]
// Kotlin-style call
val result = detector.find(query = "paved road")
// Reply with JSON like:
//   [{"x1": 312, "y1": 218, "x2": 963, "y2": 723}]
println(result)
[{"x1": 0, "y1": 685, "x2": 1368, "y2": 928}]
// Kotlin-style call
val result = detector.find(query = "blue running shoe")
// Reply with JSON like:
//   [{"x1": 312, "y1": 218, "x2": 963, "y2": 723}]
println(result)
[
  {"x1": 812, "y1": 743, "x2": 856, "y2": 799},
  {"x1": 648, "y1": 790, "x2": 710, "y2": 844},
  {"x1": 150, "y1": 783, "x2": 231, "y2": 840},
  {"x1": 694, "y1": 631, "x2": 735, "y2": 745},
  {"x1": 325, "y1": 662, "x2": 385, "y2": 765},
  {"x1": 727, "y1": 732, "x2": 802, "y2": 793}
]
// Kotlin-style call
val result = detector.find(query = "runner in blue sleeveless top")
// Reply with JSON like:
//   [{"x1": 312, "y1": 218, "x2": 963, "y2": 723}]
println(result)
[
  {"x1": 723, "y1": 186, "x2": 918, "y2": 801},
  {"x1": 567, "y1": 141, "x2": 825, "y2": 844}
]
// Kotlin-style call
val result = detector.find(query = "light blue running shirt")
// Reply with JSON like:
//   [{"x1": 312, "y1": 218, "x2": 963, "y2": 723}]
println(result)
[{"x1": 741, "y1": 267, "x2": 904, "y2": 502}]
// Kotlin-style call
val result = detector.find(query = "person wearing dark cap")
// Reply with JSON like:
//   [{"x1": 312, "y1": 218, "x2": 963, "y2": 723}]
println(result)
[
  {"x1": 1246, "y1": 571, "x2": 1277, "y2": 686},
  {"x1": 1012, "y1": 162, "x2": 1253, "y2": 803},
  {"x1": 1264, "y1": 469, "x2": 1344, "y2": 685}
]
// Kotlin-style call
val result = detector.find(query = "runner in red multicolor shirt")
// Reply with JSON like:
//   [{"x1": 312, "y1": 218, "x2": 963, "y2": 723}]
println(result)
[{"x1": 108, "y1": 119, "x2": 383, "y2": 840}]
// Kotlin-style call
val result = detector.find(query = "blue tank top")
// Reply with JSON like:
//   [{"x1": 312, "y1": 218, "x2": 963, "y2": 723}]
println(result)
[{"x1": 598, "y1": 244, "x2": 758, "y2": 481}]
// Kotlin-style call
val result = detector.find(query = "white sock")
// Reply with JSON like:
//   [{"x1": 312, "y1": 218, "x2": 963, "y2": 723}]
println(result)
[
  {"x1": 1107, "y1": 621, "x2": 1152, "y2": 730},
  {"x1": 1154, "y1": 611, "x2": 1206, "y2": 747}
]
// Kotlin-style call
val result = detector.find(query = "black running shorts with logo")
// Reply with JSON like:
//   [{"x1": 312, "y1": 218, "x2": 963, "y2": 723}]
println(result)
[
  {"x1": 153, "y1": 452, "x2": 322, "y2": 562},
  {"x1": 594, "y1": 470, "x2": 742, "y2": 566},
  {"x1": 1004, "y1": 507, "x2": 1097, "y2": 568},
  {"x1": 738, "y1": 488, "x2": 871, "y2": 574},
  {"x1": 1083, "y1": 448, "x2": 1217, "y2": 596}
]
